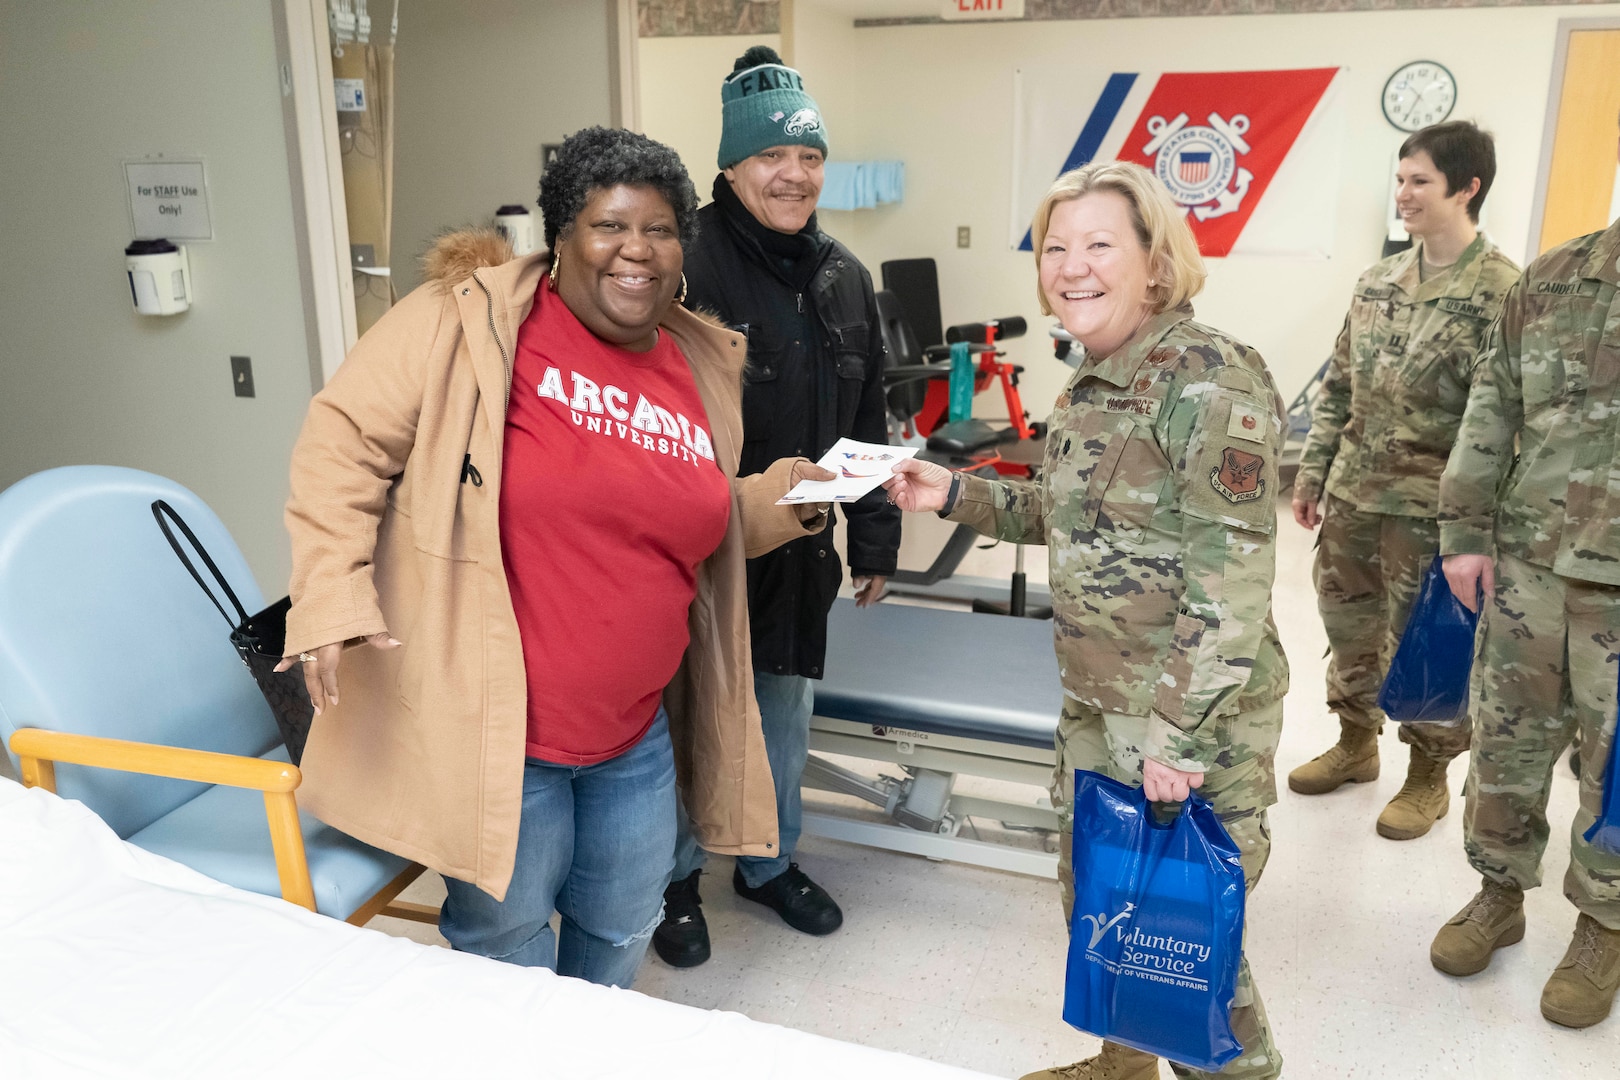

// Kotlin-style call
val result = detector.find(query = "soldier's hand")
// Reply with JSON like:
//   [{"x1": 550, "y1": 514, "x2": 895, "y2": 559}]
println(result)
[
  {"x1": 1291, "y1": 495, "x2": 1322, "y2": 530},
  {"x1": 882, "y1": 458, "x2": 953, "y2": 513},
  {"x1": 1443, "y1": 554, "x2": 1495, "y2": 613},
  {"x1": 1143, "y1": 757, "x2": 1205, "y2": 803}
]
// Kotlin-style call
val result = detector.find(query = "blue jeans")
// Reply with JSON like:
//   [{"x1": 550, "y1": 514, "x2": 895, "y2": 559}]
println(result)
[
  {"x1": 673, "y1": 671, "x2": 812, "y2": 889},
  {"x1": 440, "y1": 709, "x2": 676, "y2": 987}
]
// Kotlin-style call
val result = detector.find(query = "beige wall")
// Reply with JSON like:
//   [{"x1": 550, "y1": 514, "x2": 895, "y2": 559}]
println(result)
[
  {"x1": 638, "y1": 33, "x2": 783, "y2": 188},
  {"x1": 0, "y1": 0, "x2": 317, "y2": 592},
  {"x1": 390, "y1": 1, "x2": 617, "y2": 292},
  {"x1": 785, "y1": 3, "x2": 1620, "y2": 407},
  {"x1": 640, "y1": 2, "x2": 1620, "y2": 582},
  {"x1": 0, "y1": 0, "x2": 623, "y2": 592}
]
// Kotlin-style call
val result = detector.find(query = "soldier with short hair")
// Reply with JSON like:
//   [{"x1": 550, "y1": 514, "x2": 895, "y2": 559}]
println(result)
[
  {"x1": 1289, "y1": 121, "x2": 1519, "y2": 841},
  {"x1": 1428, "y1": 119, "x2": 1620, "y2": 1028},
  {"x1": 886, "y1": 160, "x2": 1287, "y2": 1080}
]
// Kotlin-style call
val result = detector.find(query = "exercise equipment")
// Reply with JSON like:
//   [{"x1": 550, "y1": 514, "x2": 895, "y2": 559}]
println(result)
[{"x1": 801, "y1": 599, "x2": 1062, "y2": 878}]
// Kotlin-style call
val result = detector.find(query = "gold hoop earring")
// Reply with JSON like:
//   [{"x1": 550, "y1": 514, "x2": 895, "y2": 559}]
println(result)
[
  {"x1": 675, "y1": 272, "x2": 688, "y2": 305},
  {"x1": 548, "y1": 259, "x2": 559, "y2": 289}
]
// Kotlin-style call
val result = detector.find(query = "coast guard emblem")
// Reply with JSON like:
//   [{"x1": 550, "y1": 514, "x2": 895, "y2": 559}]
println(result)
[{"x1": 1145, "y1": 112, "x2": 1254, "y2": 222}]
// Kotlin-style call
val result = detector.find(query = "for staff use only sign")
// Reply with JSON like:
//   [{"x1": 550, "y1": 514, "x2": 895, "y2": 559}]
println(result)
[{"x1": 124, "y1": 158, "x2": 213, "y2": 241}]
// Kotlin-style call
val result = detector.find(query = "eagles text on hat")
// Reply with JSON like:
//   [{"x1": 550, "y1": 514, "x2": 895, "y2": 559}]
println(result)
[{"x1": 732, "y1": 67, "x2": 803, "y2": 96}]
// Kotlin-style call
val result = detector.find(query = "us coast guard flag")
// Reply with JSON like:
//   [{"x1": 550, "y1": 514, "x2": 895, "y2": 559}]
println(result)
[{"x1": 1013, "y1": 67, "x2": 1344, "y2": 257}]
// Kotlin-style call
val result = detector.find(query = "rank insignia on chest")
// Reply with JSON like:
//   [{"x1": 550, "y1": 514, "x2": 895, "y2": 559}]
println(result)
[
  {"x1": 1384, "y1": 332, "x2": 1409, "y2": 354},
  {"x1": 1211, "y1": 446, "x2": 1265, "y2": 503}
]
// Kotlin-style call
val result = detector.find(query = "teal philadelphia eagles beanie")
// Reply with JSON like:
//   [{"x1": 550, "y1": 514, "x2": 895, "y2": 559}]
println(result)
[{"x1": 717, "y1": 45, "x2": 829, "y2": 169}]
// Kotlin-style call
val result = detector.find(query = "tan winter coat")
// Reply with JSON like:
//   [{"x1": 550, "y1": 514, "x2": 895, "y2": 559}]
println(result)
[{"x1": 283, "y1": 230, "x2": 822, "y2": 900}]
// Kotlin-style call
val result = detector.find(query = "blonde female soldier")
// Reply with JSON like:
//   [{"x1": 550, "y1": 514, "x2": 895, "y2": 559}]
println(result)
[{"x1": 884, "y1": 162, "x2": 1288, "y2": 1080}]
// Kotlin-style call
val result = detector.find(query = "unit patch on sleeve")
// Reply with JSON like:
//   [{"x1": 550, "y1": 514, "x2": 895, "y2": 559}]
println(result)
[{"x1": 1211, "y1": 446, "x2": 1265, "y2": 503}]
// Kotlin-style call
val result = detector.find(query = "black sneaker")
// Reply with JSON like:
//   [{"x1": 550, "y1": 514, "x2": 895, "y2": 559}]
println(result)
[
  {"x1": 652, "y1": 869, "x2": 711, "y2": 968},
  {"x1": 732, "y1": 863, "x2": 843, "y2": 936}
]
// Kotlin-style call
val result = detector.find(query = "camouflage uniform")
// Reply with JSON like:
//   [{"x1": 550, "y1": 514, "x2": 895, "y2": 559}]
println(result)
[
  {"x1": 1439, "y1": 218, "x2": 1620, "y2": 927},
  {"x1": 1297, "y1": 235, "x2": 1520, "y2": 760},
  {"x1": 947, "y1": 305, "x2": 1288, "y2": 1079}
]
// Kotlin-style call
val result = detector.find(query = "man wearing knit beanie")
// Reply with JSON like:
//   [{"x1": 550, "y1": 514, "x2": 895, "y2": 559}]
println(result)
[
  {"x1": 653, "y1": 45, "x2": 899, "y2": 969},
  {"x1": 716, "y1": 47, "x2": 829, "y2": 174}
]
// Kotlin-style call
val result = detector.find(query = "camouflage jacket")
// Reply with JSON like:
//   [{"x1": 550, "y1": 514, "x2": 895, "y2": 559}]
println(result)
[
  {"x1": 946, "y1": 306, "x2": 1289, "y2": 772},
  {"x1": 1296, "y1": 234, "x2": 1520, "y2": 516},
  {"x1": 1439, "y1": 218, "x2": 1620, "y2": 586}
]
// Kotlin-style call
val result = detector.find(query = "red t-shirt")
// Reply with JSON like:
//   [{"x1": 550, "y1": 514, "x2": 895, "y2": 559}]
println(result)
[{"x1": 500, "y1": 284, "x2": 731, "y2": 764}]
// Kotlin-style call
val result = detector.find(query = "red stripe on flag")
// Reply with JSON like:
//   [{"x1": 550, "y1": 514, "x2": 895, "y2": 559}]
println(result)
[{"x1": 1115, "y1": 68, "x2": 1337, "y2": 257}]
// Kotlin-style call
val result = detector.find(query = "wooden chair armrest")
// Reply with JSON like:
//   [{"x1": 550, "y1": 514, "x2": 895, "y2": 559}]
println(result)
[
  {"x1": 8, "y1": 728, "x2": 316, "y2": 912},
  {"x1": 8, "y1": 729, "x2": 300, "y2": 792}
]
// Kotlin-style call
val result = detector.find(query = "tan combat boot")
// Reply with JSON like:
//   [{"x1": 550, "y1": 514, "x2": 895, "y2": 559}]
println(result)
[
  {"x1": 1287, "y1": 718, "x2": 1379, "y2": 795},
  {"x1": 1431, "y1": 878, "x2": 1526, "y2": 976},
  {"x1": 1540, "y1": 914, "x2": 1620, "y2": 1028},
  {"x1": 1375, "y1": 745, "x2": 1451, "y2": 840},
  {"x1": 1018, "y1": 1041, "x2": 1159, "y2": 1080}
]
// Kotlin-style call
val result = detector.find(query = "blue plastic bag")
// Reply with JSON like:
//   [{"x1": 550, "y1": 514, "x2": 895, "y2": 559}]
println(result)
[
  {"x1": 1063, "y1": 770, "x2": 1245, "y2": 1072},
  {"x1": 1582, "y1": 666, "x2": 1620, "y2": 855},
  {"x1": 1378, "y1": 555, "x2": 1479, "y2": 723}
]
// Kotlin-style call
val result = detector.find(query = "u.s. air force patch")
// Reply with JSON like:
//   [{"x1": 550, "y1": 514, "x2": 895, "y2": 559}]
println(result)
[{"x1": 1211, "y1": 446, "x2": 1265, "y2": 503}]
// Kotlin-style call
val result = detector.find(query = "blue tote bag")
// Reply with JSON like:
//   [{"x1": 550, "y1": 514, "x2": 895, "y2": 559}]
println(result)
[
  {"x1": 1378, "y1": 555, "x2": 1479, "y2": 723},
  {"x1": 1582, "y1": 666, "x2": 1620, "y2": 856},
  {"x1": 1063, "y1": 770, "x2": 1245, "y2": 1071}
]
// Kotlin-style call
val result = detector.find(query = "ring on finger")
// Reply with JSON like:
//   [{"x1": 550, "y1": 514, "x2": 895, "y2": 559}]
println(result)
[{"x1": 298, "y1": 652, "x2": 318, "y2": 664}]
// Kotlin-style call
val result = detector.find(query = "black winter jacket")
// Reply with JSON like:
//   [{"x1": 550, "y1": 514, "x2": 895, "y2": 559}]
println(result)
[{"x1": 684, "y1": 175, "x2": 901, "y2": 678}]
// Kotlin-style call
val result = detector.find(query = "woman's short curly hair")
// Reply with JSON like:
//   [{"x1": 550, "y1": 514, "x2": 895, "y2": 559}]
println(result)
[{"x1": 538, "y1": 126, "x2": 700, "y2": 254}]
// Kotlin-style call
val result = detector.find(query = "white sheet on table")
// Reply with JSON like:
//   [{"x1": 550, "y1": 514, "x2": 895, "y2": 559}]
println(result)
[{"x1": 0, "y1": 778, "x2": 1000, "y2": 1080}]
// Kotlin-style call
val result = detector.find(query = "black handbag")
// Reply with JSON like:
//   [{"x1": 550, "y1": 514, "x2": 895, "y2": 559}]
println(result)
[{"x1": 151, "y1": 500, "x2": 314, "y2": 766}]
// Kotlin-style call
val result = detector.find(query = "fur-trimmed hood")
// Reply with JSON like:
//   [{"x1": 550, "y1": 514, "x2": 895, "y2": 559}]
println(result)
[{"x1": 421, "y1": 227, "x2": 522, "y2": 288}]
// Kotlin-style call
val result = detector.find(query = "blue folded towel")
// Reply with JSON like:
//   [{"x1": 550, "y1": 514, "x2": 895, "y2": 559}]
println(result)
[{"x1": 819, "y1": 161, "x2": 905, "y2": 211}]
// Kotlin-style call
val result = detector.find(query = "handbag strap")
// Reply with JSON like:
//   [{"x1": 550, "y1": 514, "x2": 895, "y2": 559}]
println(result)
[{"x1": 150, "y1": 499, "x2": 252, "y2": 630}]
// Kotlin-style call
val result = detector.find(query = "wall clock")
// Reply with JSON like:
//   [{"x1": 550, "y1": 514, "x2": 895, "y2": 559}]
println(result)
[{"x1": 1382, "y1": 61, "x2": 1457, "y2": 133}]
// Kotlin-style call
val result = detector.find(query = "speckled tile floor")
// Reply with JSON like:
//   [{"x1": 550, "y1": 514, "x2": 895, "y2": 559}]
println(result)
[{"x1": 361, "y1": 503, "x2": 1620, "y2": 1078}]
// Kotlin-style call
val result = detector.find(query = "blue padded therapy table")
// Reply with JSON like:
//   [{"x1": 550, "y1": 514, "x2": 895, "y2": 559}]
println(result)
[{"x1": 803, "y1": 598, "x2": 1063, "y2": 878}]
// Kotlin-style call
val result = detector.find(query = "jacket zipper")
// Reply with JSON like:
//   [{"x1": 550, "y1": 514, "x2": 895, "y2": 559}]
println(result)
[
  {"x1": 465, "y1": 269, "x2": 513, "y2": 488},
  {"x1": 472, "y1": 270, "x2": 513, "y2": 412}
]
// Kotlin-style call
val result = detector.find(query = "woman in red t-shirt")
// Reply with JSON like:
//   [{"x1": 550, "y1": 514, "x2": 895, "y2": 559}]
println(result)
[{"x1": 281, "y1": 128, "x2": 830, "y2": 986}]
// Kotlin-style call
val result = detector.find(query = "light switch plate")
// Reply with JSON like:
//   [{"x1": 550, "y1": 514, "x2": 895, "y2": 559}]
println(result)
[{"x1": 957, "y1": 226, "x2": 971, "y2": 249}]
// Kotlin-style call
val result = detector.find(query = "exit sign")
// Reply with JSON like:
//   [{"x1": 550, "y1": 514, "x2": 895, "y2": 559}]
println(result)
[{"x1": 941, "y1": 0, "x2": 1024, "y2": 19}]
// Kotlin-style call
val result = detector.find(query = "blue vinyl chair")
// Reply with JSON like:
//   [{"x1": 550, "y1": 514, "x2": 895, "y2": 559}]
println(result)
[{"x1": 0, "y1": 466, "x2": 433, "y2": 925}]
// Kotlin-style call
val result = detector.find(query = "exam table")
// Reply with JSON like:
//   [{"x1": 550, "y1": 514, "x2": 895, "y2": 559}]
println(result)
[
  {"x1": 803, "y1": 599, "x2": 1063, "y2": 878},
  {"x1": 0, "y1": 777, "x2": 1000, "y2": 1080}
]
